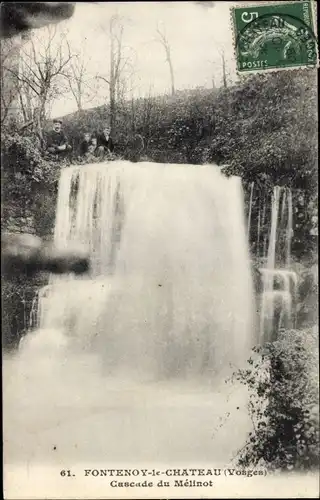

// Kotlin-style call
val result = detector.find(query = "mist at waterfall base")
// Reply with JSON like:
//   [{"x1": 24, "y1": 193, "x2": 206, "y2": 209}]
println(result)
[{"x1": 3, "y1": 161, "x2": 254, "y2": 464}]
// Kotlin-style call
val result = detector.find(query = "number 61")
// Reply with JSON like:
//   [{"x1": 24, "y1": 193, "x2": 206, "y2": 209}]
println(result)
[{"x1": 241, "y1": 12, "x2": 258, "y2": 23}]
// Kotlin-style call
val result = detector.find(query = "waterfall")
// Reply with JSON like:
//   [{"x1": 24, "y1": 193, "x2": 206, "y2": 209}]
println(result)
[
  {"x1": 267, "y1": 186, "x2": 281, "y2": 270},
  {"x1": 287, "y1": 189, "x2": 293, "y2": 267},
  {"x1": 261, "y1": 195, "x2": 267, "y2": 262},
  {"x1": 259, "y1": 186, "x2": 297, "y2": 342},
  {"x1": 257, "y1": 206, "x2": 261, "y2": 259},
  {"x1": 280, "y1": 188, "x2": 287, "y2": 223},
  {"x1": 247, "y1": 181, "x2": 254, "y2": 242},
  {"x1": 31, "y1": 161, "x2": 255, "y2": 382}
]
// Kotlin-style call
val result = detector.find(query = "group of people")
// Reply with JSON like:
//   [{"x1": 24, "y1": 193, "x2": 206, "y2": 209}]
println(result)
[
  {"x1": 45, "y1": 119, "x2": 115, "y2": 160},
  {"x1": 79, "y1": 127, "x2": 114, "y2": 159}
]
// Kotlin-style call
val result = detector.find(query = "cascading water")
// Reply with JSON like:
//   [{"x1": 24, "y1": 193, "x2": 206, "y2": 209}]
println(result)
[
  {"x1": 247, "y1": 181, "x2": 254, "y2": 241},
  {"x1": 257, "y1": 204, "x2": 261, "y2": 258},
  {"x1": 259, "y1": 185, "x2": 297, "y2": 342},
  {"x1": 31, "y1": 160, "x2": 255, "y2": 382},
  {"x1": 287, "y1": 189, "x2": 293, "y2": 268},
  {"x1": 261, "y1": 196, "x2": 267, "y2": 260}
]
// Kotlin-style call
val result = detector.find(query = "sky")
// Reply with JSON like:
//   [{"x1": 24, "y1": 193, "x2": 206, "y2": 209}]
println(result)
[{"x1": 28, "y1": 1, "x2": 248, "y2": 118}]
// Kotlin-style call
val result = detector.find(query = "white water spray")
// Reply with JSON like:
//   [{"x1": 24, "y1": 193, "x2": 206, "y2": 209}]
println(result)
[{"x1": 31, "y1": 161, "x2": 254, "y2": 382}]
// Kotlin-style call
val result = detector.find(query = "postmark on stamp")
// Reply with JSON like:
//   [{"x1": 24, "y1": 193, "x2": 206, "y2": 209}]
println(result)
[{"x1": 231, "y1": 1, "x2": 318, "y2": 73}]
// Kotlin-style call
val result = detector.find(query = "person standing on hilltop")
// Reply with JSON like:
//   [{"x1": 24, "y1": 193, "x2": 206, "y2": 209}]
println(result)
[
  {"x1": 96, "y1": 125, "x2": 114, "y2": 158},
  {"x1": 45, "y1": 118, "x2": 72, "y2": 158}
]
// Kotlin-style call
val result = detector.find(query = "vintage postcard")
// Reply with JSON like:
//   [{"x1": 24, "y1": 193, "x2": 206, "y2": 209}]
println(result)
[{"x1": 1, "y1": 1, "x2": 319, "y2": 499}]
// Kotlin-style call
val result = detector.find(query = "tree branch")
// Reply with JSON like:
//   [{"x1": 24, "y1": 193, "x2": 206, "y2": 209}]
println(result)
[{"x1": 96, "y1": 75, "x2": 110, "y2": 86}]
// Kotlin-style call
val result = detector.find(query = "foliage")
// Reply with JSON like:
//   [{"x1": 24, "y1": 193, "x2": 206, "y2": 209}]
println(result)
[
  {"x1": 297, "y1": 264, "x2": 319, "y2": 328},
  {"x1": 59, "y1": 70, "x2": 317, "y2": 192},
  {"x1": 2, "y1": 276, "x2": 44, "y2": 350},
  {"x1": 59, "y1": 88, "x2": 216, "y2": 162},
  {"x1": 1, "y1": 131, "x2": 59, "y2": 350},
  {"x1": 58, "y1": 70, "x2": 317, "y2": 260},
  {"x1": 1, "y1": 131, "x2": 59, "y2": 236},
  {"x1": 232, "y1": 328, "x2": 319, "y2": 472},
  {"x1": 71, "y1": 151, "x2": 123, "y2": 165},
  {"x1": 213, "y1": 70, "x2": 318, "y2": 193},
  {"x1": 2, "y1": 68, "x2": 317, "y2": 350}
]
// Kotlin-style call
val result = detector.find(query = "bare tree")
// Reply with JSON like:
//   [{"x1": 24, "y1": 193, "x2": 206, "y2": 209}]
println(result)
[
  {"x1": 209, "y1": 42, "x2": 232, "y2": 89},
  {"x1": 0, "y1": 36, "x2": 22, "y2": 125},
  {"x1": 97, "y1": 16, "x2": 125, "y2": 130},
  {"x1": 17, "y1": 78, "x2": 34, "y2": 123},
  {"x1": 65, "y1": 39, "x2": 99, "y2": 112},
  {"x1": 220, "y1": 49, "x2": 227, "y2": 88},
  {"x1": 97, "y1": 15, "x2": 136, "y2": 131},
  {"x1": 156, "y1": 24, "x2": 175, "y2": 96},
  {"x1": 66, "y1": 54, "x2": 86, "y2": 111},
  {"x1": 5, "y1": 25, "x2": 73, "y2": 141},
  {"x1": 109, "y1": 15, "x2": 122, "y2": 128}
]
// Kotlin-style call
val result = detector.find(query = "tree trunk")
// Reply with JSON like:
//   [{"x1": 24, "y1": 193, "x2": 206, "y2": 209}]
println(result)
[
  {"x1": 131, "y1": 97, "x2": 136, "y2": 133},
  {"x1": 222, "y1": 52, "x2": 227, "y2": 88},
  {"x1": 18, "y1": 92, "x2": 27, "y2": 122},
  {"x1": 109, "y1": 19, "x2": 116, "y2": 131},
  {"x1": 167, "y1": 51, "x2": 175, "y2": 96},
  {"x1": 33, "y1": 94, "x2": 46, "y2": 147},
  {"x1": 157, "y1": 28, "x2": 175, "y2": 96},
  {"x1": 76, "y1": 95, "x2": 82, "y2": 112}
]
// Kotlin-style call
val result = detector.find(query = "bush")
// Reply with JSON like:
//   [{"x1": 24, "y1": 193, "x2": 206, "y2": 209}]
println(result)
[
  {"x1": 2, "y1": 277, "x2": 43, "y2": 350},
  {"x1": 58, "y1": 71, "x2": 317, "y2": 261},
  {"x1": 232, "y1": 328, "x2": 319, "y2": 472},
  {"x1": 1, "y1": 131, "x2": 60, "y2": 349},
  {"x1": 214, "y1": 70, "x2": 317, "y2": 192},
  {"x1": 297, "y1": 265, "x2": 319, "y2": 328},
  {"x1": 59, "y1": 71, "x2": 317, "y2": 191},
  {"x1": 1, "y1": 131, "x2": 59, "y2": 236}
]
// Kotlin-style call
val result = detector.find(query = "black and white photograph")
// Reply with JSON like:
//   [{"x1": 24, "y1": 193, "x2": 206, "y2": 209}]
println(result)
[{"x1": 1, "y1": 1, "x2": 319, "y2": 498}]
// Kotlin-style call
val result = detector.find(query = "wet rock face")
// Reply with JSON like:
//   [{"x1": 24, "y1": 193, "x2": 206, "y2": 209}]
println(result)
[
  {"x1": 2, "y1": 233, "x2": 90, "y2": 279},
  {"x1": 1, "y1": 3, "x2": 75, "y2": 39}
]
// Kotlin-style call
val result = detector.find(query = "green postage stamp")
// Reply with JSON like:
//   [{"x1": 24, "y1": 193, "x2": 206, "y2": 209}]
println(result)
[{"x1": 231, "y1": 0, "x2": 318, "y2": 73}]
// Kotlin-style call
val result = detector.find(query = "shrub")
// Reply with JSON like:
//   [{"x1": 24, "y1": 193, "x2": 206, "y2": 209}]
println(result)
[
  {"x1": 2, "y1": 277, "x2": 43, "y2": 350},
  {"x1": 213, "y1": 71, "x2": 317, "y2": 192},
  {"x1": 297, "y1": 265, "x2": 319, "y2": 328},
  {"x1": 1, "y1": 131, "x2": 60, "y2": 349},
  {"x1": 232, "y1": 328, "x2": 319, "y2": 472},
  {"x1": 1, "y1": 131, "x2": 59, "y2": 236}
]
